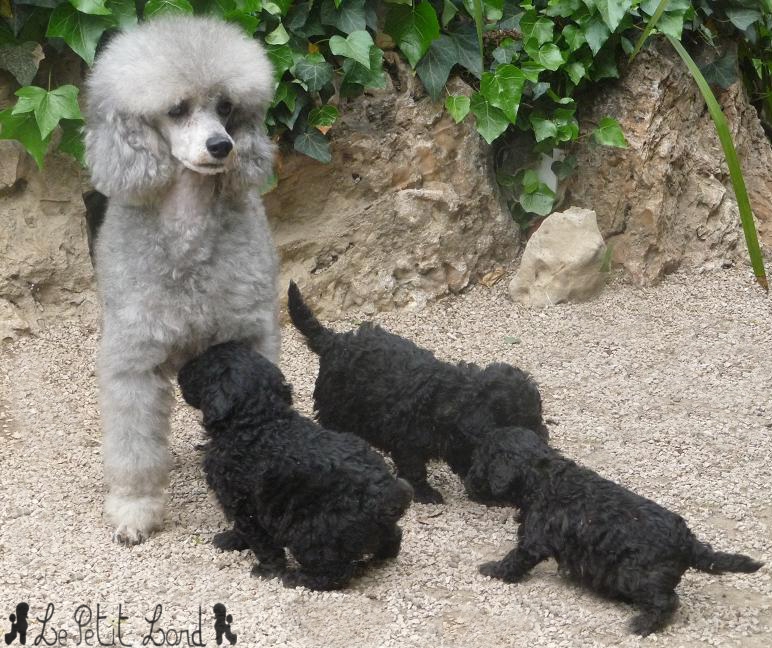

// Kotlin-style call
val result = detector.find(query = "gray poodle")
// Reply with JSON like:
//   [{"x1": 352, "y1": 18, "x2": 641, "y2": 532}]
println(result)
[{"x1": 84, "y1": 16, "x2": 279, "y2": 544}]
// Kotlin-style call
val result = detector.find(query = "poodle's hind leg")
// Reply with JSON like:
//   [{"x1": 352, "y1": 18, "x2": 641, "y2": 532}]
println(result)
[
  {"x1": 282, "y1": 562, "x2": 356, "y2": 591},
  {"x1": 101, "y1": 364, "x2": 173, "y2": 545},
  {"x1": 629, "y1": 591, "x2": 679, "y2": 636},
  {"x1": 392, "y1": 449, "x2": 443, "y2": 504},
  {"x1": 213, "y1": 528, "x2": 250, "y2": 552},
  {"x1": 625, "y1": 570, "x2": 681, "y2": 636},
  {"x1": 373, "y1": 525, "x2": 403, "y2": 561},
  {"x1": 236, "y1": 518, "x2": 286, "y2": 579}
]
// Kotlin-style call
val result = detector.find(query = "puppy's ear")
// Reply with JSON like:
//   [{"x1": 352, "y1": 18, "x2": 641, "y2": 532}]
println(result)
[
  {"x1": 488, "y1": 456, "x2": 517, "y2": 499},
  {"x1": 222, "y1": 108, "x2": 275, "y2": 193},
  {"x1": 85, "y1": 110, "x2": 174, "y2": 200}
]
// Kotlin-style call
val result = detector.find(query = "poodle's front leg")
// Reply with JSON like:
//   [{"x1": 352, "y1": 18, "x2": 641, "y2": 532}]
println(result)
[
  {"x1": 253, "y1": 306, "x2": 281, "y2": 364},
  {"x1": 100, "y1": 366, "x2": 173, "y2": 544},
  {"x1": 479, "y1": 542, "x2": 548, "y2": 583}
]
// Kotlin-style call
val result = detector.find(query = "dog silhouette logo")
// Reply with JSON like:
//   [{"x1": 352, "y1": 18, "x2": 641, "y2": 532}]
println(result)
[
  {"x1": 212, "y1": 604, "x2": 236, "y2": 646},
  {"x1": 4, "y1": 603, "x2": 29, "y2": 646}
]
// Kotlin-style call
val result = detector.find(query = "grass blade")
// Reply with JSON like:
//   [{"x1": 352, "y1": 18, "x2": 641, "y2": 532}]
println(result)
[
  {"x1": 629, "y1": 0, "x2": 670, "y2": 63},
  {"x1": 666, "y1": 35, "x2": 767, "y2": 290}
]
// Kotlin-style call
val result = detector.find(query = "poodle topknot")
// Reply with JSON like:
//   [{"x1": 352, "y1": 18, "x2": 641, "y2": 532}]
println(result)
[
  {"x1": 178, "y1": 341, "x2": 413, "y2": 591},
  {"x1": 85, "y1": 16, "x2": 280, "y2": 545},
  {"x1": 287, "y1": 280, "x2": 549, "y2": 504},
  {"x1": 465, "y1": 427, "x2": 764, "y2": 636}
]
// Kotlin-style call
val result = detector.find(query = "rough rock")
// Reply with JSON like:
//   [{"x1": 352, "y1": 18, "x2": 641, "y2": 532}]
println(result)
[
  {"x1": 509, "y1": 207, "x2": 607, "y2": 307},
  {"x1": 565, "y1": 40, "x2": 772, "y2": 284},
  {"x1": 265, "y1": 56, "x2": 519, "y2": 318}
]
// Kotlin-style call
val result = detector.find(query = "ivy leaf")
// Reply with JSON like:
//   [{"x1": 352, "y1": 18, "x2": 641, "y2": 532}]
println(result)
[
  {"x1": 593, "y1": 116, "x2": 628, "y2": 148},
  {"x1": 546, "y1": 0, "x2": 580, "y2": 17},
  {"x1": 416, "y1": 34, "x2": 458, "y2": 100},
  {"x1": 46, "y1": 3, "x2": 113, "y2": 65},
  {"x1": 292, "y1": 52, "x2": 334, "y2": 92},
  {"x1": 551, "y1": 154, "x2": 577, "y2": 180},
  {"x1": 0, "y1": 108, "x2": 51, "y2": 169},
  {"x1": 520, "y1": 14, "x2": 554, "y2": 47},
  {"x1": 537, "y1": 43, "x2": 564, "y2": 70},
  {"x1": 58, "y1": 118, "x2": 85, "y2": 165},
  {"x1": 293, "y1": 128, "x2": 331, "y2": 163},
  {"x1": 656, "y1": 11, "x2": 685, "y2": 39},
  {"x1": 320, "y1": 0, "x2": 366, "y2": 34},
  {"x1": 14, "y1": 84, "x2": 83, "y2": 139},
  {"x1": 441, "y1": 0, "x2": 457, "y2": 26},
  {"x1": 143, "y1": 0, "x2": 194, "y2": 18},
  {"x1": 520, "y1": 183, "x2": 555, "y2": 216},
  {"x1": 470, "y1": 92, "x2": 509, "y2": 144},
  {"x1": 530, "y1": 114, "x2": 557, "y2": 141},
  {"x1": 521, "y1": 61, "x2": 544, "y2": 82},
  {"x1": 273, "y1": 81, "x2": 298, "y2": 111},
  {"x1": 0, "y1": 42, "x2": 44, "y2": 86},
  {"x1": 726, "y1": 8, "x2": 762, "y2": 31},
  {"x1": 700, "y1": 49, "x2": 738, "y2": 90},
  {"x1": 106, "y1": 0, "x2": 138, "y2": 29},
  {"x1": 265, "y1": 23, "x2": 290, "y2": 45},
  {"x1": 384, "y1": 2, "x2": 440, "y2": 68},
  {"x1": 70, "y1": 0, "x2": 112, "y2": 16},
  {"x1": 492, "y1": 37, "x2": 520, "y2": 65},
  {"x1": 582, "y1": 15, "x2": 610, "y2": 55},
  {"x1": 329, "y1": 30, "x2": 374, "y2": 69},
  {"x1": 480, "y1": 63, "x2": 525, "y2": 124},
  {"x1": 562, "y1": 24, "x2": 585, "y2": 51},
  {"x1": 595, "y1": 0, "x2": 632, "y2": 32},
  {"x1": 553, "y1": 107, "x2": 579, "y2": 141},
  {"x1": 286, "y1": 1, "x2": 313, "y2": 31},
  {"x1": 265, "y1": 43, "x2": 293, "y2": 79},
  {"x1": 565, "y1": 61, "x2": 586, "y2": 84},
  {"x1": 447, "y1": 26, "x2": 482, "y2": 78},
  {"x1": 307, "y1": 104, "x2": 339, "y2": 130},
  {"x1": 340, "y1": 46, "x2": 385, "y2": 93},
  {"x1": 445, "y1": 95, "x2": 470, "y2": 123}
]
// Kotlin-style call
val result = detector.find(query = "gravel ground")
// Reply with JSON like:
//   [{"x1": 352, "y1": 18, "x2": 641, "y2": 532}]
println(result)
[{"x1": 1, "y1": 268, "x2": 771, "y2": 648}]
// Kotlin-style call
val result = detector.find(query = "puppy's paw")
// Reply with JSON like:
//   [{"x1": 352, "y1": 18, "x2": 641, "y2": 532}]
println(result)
[
  {"x1": 213, "y1": 529, "x2": 249, "y2": 552},
  {"x1": 629, "y1": 614, "x2": 658, "y2": 637},
  {"x1": 112, "y1": 525, "x2": 145, "y2": 545},
  {"x1": 251, "y1": 561, "x2": 285, "y2": 580},
  {"x1": 413, "y1": 486, "x2": 444, "y2": 505},
  {"x1": 106, "y1": 493, "x2": 164, "y2": 545},
  {"x1": 478, "y1": 560, "x2": 521, "y2": 583}
]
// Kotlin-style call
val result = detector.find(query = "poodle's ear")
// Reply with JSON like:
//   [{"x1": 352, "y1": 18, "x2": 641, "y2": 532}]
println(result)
[
  {"x1": 222, "y1": 108, "x2": 275, "y2": 193},
  {"x1": 85, "y1": 110, "x2": 174, "y2": 201},
  {"x1": 201, "y1": 376, "x2": 241, "y2": 427},
  {"x1": 488, "y1": 455, "x2": 517, "y2": 499}
]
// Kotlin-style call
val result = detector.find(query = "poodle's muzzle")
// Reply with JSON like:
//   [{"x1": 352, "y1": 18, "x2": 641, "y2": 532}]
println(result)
[{"x1": 165, "y1": 108, "x2": 234, "y2": 175}]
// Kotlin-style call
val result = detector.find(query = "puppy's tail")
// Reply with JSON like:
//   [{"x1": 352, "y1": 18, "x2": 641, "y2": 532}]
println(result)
[
  {"x1": 287, "y1": 280, "x2": 334, "y2": 354},
  {"x1": 381, "y1": 478, "x2": 414, "y2": 520},
  {"x1": 690, "y1": 537, "x2": 764, "y2": 574}
]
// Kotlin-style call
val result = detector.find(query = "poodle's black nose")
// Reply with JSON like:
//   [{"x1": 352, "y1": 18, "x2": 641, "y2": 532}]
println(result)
[{"x1": 206, "y1": 135, "x2": 233, "y2": 159}]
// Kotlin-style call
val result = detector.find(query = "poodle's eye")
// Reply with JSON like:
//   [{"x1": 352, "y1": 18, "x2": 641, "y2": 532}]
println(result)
[
  {"x1": 217, "y1": 100, "x2": 233, "y2": 118},
  {"x1": 168, "y1": 101, "x2": 189, "y2": 119}
]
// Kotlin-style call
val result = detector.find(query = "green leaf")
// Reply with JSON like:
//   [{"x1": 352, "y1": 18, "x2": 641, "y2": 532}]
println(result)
[
  {"x1": 562, "y1": 24, "x2": 585, "y2": 51},
  {"x1": 329, "y1": 30, "x2": 373, "y2": 69},
  {"x1": 520, "y1": 13, "x2": 554, "y2": 46},
  {"x1": 416, "y1": 34, "x2": 458, "y2": 100},
  {"x1": 14, "y1": 84, "x2": 82, "y2": 139},
  {"x1": 582, "y1": 16, "x2": 610, "y2": 55},
  {"x1": 537, "y1": 43, "x2": 564, "y2": 70},
  {"x1": 553, "y1": 107, "x2": 579, "y2": 141},
  {"x1": 656, "y1": 10, "x2": 685, "y2": 39},
  {"x1": 340, "y1": 46, "x2": 385, "y2": 92},
  {"x1": 546, "y1": 0, "x2": 580, "y2": 17},
  {"x1": 480, "y1": 63, "x2": 525, "y2": 124},
  {"x1": 46, "y1": 3, "x2": 113, "y2": 65},
  {"x1": 595, "y1": 0, "x2": 632, "y2": 32},
  {"x1": 293, "y1": 128, "x2": 331, "y2": 162},
  {"x1": 320, "y1": 0, "x2": 366, "y2": 34},
  {"x1": 521, "y1": 61, "x2": 543, "y2": 82},
  {"x1": 265, "y1": 23, "x2": 290, "y2": 45},
  {"x1": 593, "y1": 116, "x2": 628, "y2": 147},
  {"x1": 273, "y1": 81, "x2": 298, "y2": 111},
  {"x1": 726, "y1": 8, "x2": 762, "y2": 31},
  {"x1": 551, "y1": 154, "x2": 577, "y2": 180},
  {"x1": 70, "y1": 0, "x2": 112, "y2": 16},
  {"x1": 143, "y1": 0, "x2": 194, "y2": 18},
  {"x1": 520, "y1": 183, "x2": 555, "y2": 216},
  {"x1": 492, "y1": 37, "x2": 520, "y2": 65},
  {"x1": 530, "y1": 114, "x2": 557, "y2": 141},
  {"x1": 58, "y1": 118, "x2": 85, "y2": 165},
  {"x1": 565, "y1": 61, "x2": 586, "y2": 84},
  {"x1": 308, "y1": 104, "x2": 339, "y2": 128},
  {"x1": 445, "y1": 95, "x2": 470, "y2": 122},
  {"x1": 448, "y1": 26, "x2": 482, "y2": 78},
  {"x1": 384, "y1": 2, "x2": 440, "y2": 68},
  {"x1": 0, "y1": 42, "x2": 44, "y2": 86},
  {"x1": 469, "y1": 92, "x2": 509, "y2": 144},
  {"x1": 0, "y1": 108, "x2": 51, "y2": 168},
  {"x1": 700, "y1": 49, "x2": 739, "y2": 90},
  {"x1": 292, "y1": 53, "x2": 334, "y2": 92},
  {"x1": 265, "y1": 43, "x2": 293, "y2": 78},
  {"x1": 106, "y1": 0, "x2": 138, "y2": 29},
  {"x1": 441, "y1": 0, "x2": 457, "y2": 26}
]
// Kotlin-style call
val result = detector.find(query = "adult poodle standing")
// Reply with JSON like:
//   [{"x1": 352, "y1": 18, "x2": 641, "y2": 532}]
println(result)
[{"x1": 84, "y1": 16, "x2": 279, "y2": 544}]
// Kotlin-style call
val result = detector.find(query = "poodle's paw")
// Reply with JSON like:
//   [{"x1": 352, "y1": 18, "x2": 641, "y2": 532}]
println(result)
[
  {"x1": 412, "y1": 485, "x2": 444, "y2": 505},
  {"x1": 105, "y1": 493, "x2": 165, "y2": 545},
  {"x1": 478, "y1": 560, "x2": 520, "y2": 583},
  {"x1": 629, "y1": 613, "x2": 659, "y2": 637},
  {"x1": 213, "y1": 529, "x2": 249, "y2": 552},
  {"x1": 250, "y1": 560, "x2": 285, "y2": 580}
]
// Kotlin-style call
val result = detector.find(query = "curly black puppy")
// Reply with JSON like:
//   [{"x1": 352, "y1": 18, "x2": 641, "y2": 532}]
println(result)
[
  {"x1": 178, "y1": 342, "x2": 413, "y2": 591},
  {"x1": 465, "y1": 428, "x2": 764, "y2": 635},
  {"x1": 287, "y1": 280, "x2": 548, "y2": 504}
]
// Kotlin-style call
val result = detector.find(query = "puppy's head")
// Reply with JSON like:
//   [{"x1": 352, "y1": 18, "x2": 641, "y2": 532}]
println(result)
[
  {"x1": 85, "y1": 15, "x2": 274, "y2": 199},
  {"x1": 464, "y1": 427, "x2": 549, "y2": 505},
  {"x1": 476, "y1": 363, "x2": 549, "y2": 439},
  {"x1": 178, "y1": 341, "x2": 292, "y2": 429}
]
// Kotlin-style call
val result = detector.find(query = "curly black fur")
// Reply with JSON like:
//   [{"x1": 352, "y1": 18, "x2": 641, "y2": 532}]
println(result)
[
  {"x1": 465, "y1": 428, "x2": 764, "y2": 636},
  {"x1": 178, "y1": 342, "x2": 413, "y2": 591},
  {"x1": 287, "y1": 280, "x2": 549, "y2": 504}
]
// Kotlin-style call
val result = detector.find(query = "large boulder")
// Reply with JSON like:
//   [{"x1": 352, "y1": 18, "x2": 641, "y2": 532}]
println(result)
[
  {"x1": 509, "y1": 207, "x2": 607, "y2": 307},
  {"x1": 565, "y1": 40, "x2": 772, "y2": 284},
  {"x1": 265, "y1": 56, "x2": 519, "y2": 317}
]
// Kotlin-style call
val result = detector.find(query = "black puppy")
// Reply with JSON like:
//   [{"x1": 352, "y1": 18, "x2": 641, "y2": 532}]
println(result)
[
  {"x1": 465, "y1": 428, "x2": 764, "y2": 635},
  {"x1": 287, "y1": 280, "x2": 548, "y2": 504},
  {"x1": 178, "y1": 342, "x2": 413, "y2": 591}
]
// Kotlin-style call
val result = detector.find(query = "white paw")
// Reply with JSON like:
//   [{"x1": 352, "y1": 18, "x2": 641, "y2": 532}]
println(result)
[{"x1": 106, "y1": 493, "x2": 165, "y2": 545}]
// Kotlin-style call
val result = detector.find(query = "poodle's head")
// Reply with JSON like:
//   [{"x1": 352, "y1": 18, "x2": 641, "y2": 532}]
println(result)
[
  {"x1": 473, "y1": 363, "x2": 549, "y2": 439},
  {"x1": 464, "y1": 427, "x2": 550, "y2": 506},
  {"x1": 178, "y1": 341, "x2": 292, "y2": 429},
  {"x1": 85, "y1": 16, "x2": 275, "y2": 201}
]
